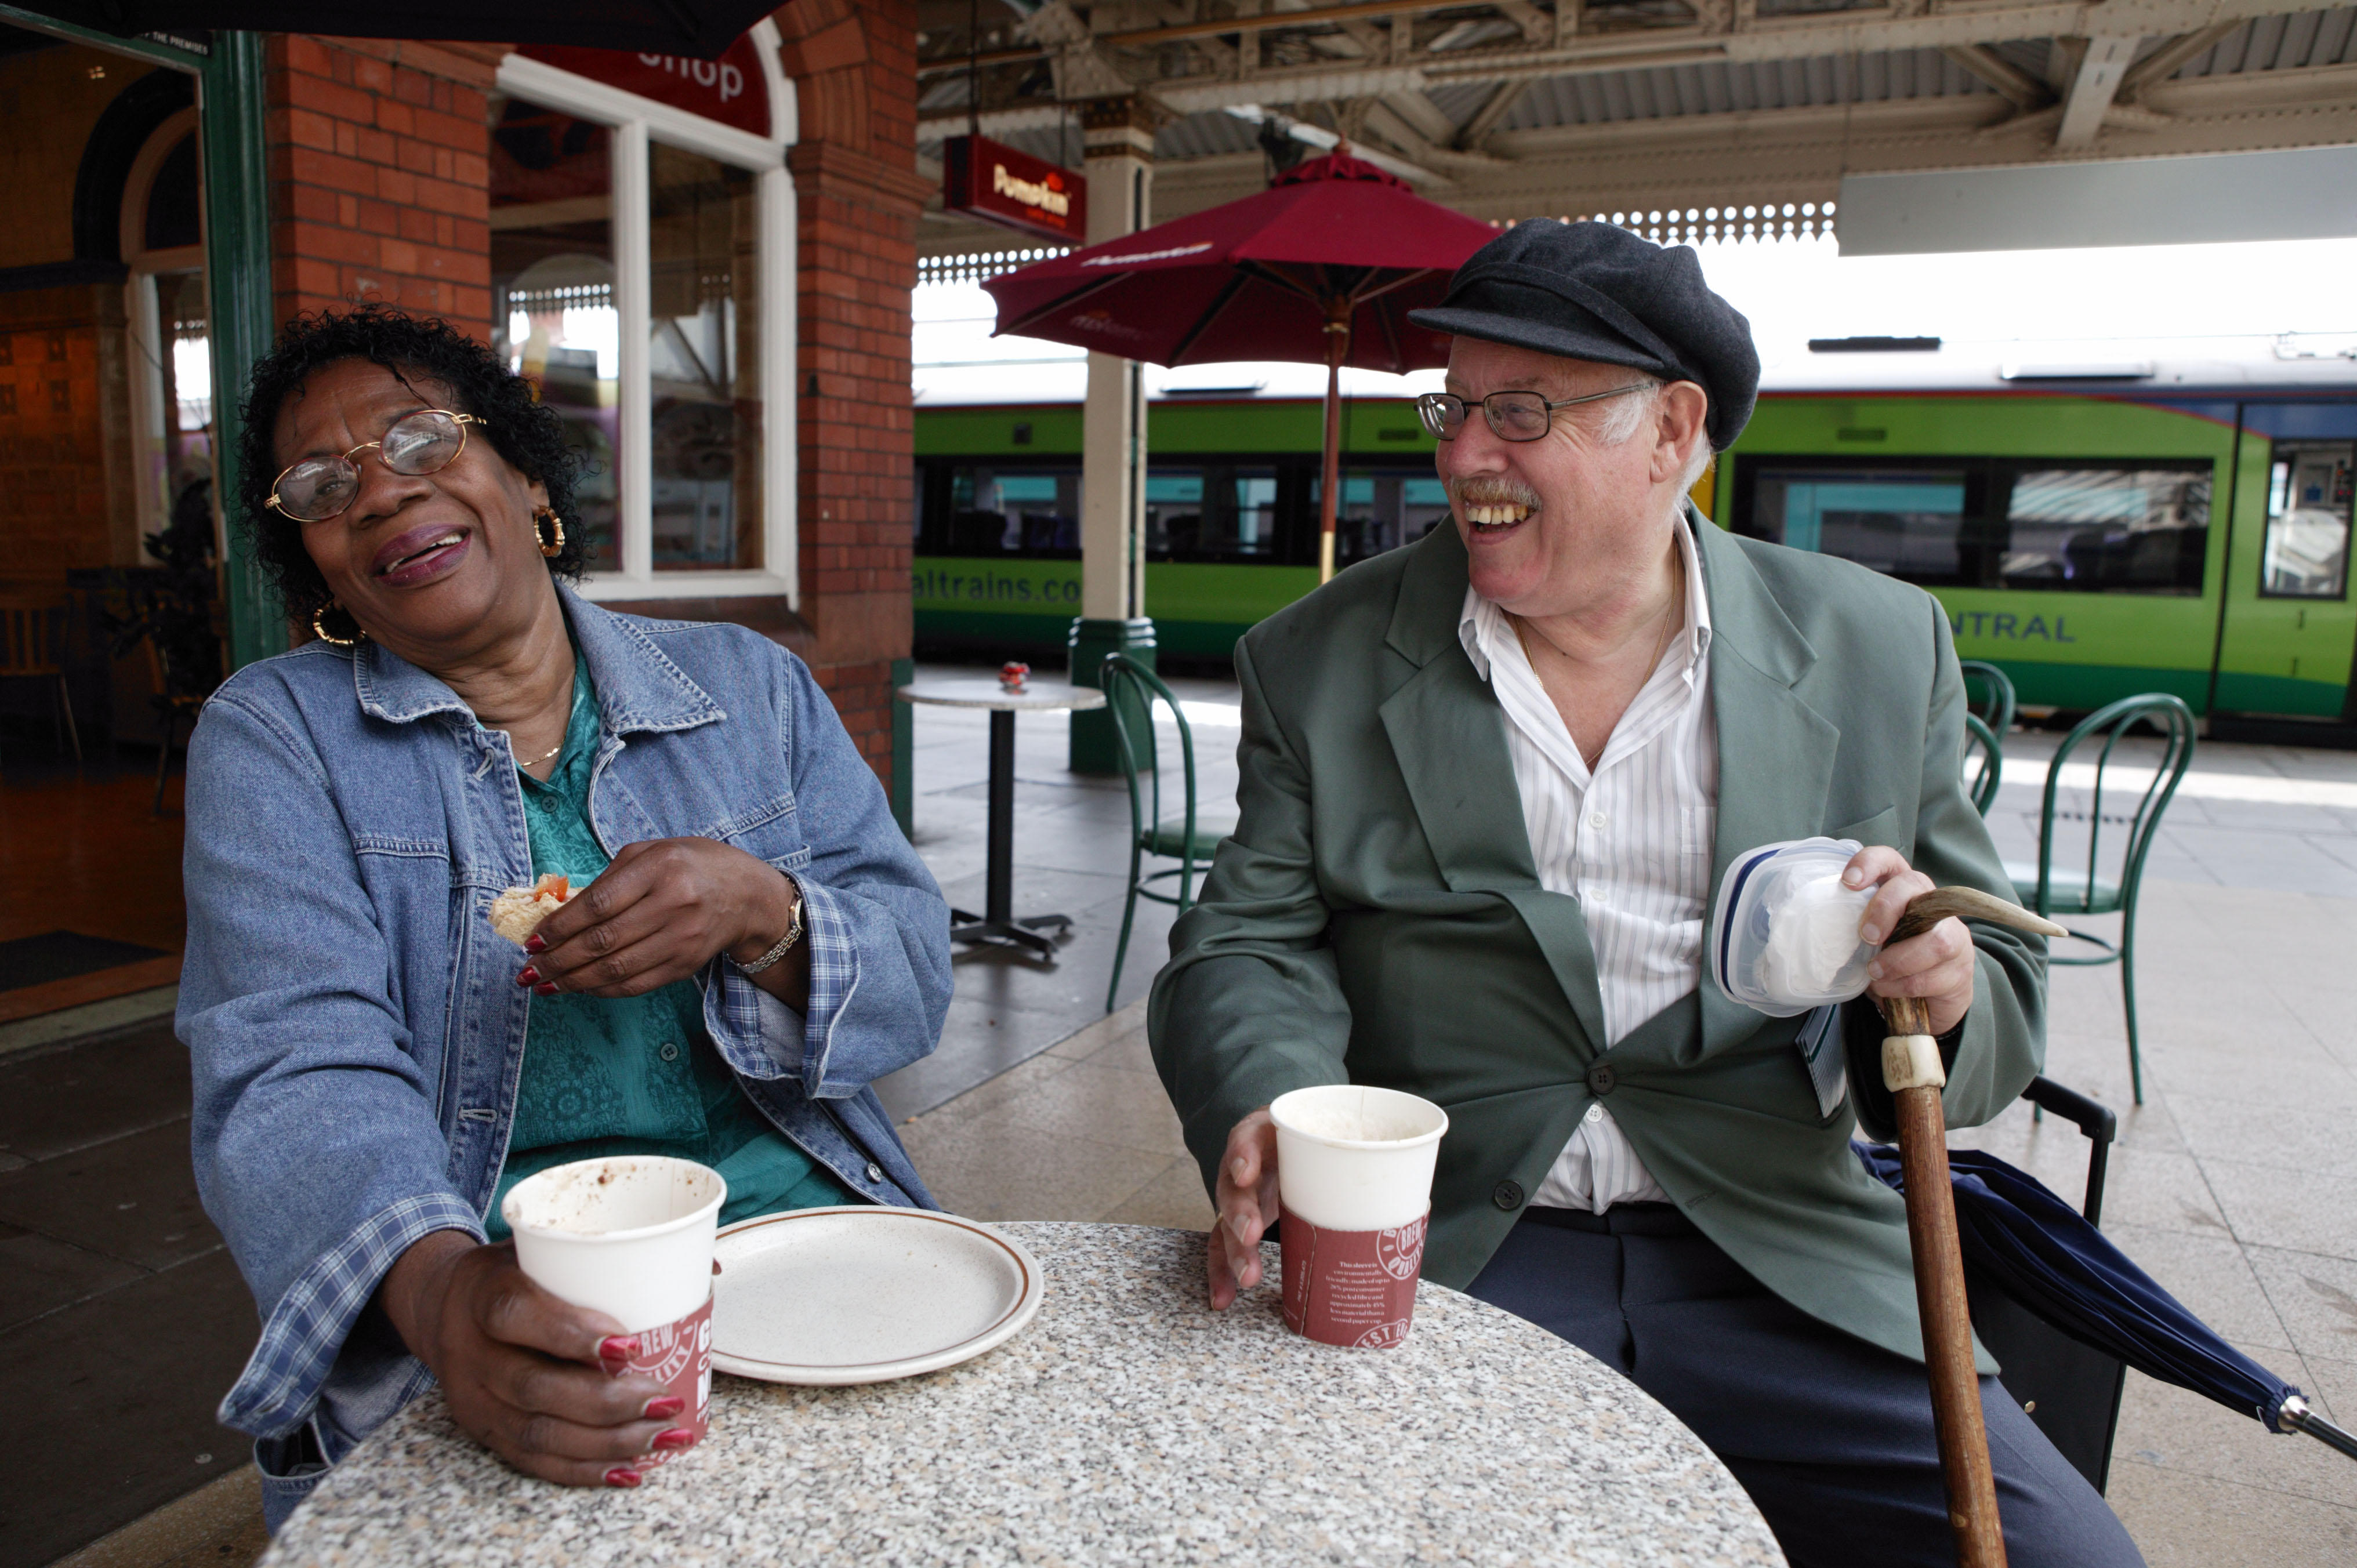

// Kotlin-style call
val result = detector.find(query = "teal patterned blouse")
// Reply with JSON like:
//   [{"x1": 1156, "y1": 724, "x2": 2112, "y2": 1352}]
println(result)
[{"x1": 484, "y1": 655, "x2": 851, "y2": 1240}]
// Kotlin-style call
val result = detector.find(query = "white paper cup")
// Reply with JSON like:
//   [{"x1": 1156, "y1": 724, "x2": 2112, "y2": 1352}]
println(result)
[
  {"x1": 1269, "y1": 1086, "x2": 1449, "y2": 1349},
  {"x1": 1270, "y1": 1084, "x2": 1449, "y2": 1232},
  {"x1": 502, "y1": 1156, "x2": 727, "y2": 1333}
]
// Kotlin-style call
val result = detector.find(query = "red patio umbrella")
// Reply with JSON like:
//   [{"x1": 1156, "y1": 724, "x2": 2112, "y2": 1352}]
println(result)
[{"x1": 982, "y1": 151, "x2": 1497, "y2": 583}]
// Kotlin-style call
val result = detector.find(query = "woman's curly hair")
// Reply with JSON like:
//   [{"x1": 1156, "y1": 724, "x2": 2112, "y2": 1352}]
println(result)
[{"x1": 237, "y1": 305, "x2": 588, "y2": 626}]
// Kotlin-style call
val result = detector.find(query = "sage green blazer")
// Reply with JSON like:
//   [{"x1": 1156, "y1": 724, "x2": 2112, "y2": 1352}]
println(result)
[{"x1": 1148, "y1": 512, "x2": 2045, "y2": 1370}]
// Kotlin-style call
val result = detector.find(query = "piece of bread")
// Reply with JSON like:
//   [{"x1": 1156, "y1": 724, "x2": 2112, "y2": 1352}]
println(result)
[{"x1": 489, "y1": 873, "x2": 572, "y2": 945}]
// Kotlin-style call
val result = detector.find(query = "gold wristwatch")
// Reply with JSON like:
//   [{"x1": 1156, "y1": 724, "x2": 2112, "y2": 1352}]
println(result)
[{"x1": 737, "y1": 880, "x2": 805, "y2": 974}]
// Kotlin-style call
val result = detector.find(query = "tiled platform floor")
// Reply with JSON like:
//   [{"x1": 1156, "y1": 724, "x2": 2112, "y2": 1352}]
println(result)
[{"x1": 0, "y1": 1019, "x2": 261, "y2": 1568}]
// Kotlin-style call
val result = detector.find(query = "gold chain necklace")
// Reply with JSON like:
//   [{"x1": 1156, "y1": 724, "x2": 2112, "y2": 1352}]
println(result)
[{"x1": 511, "y1": 681, "x2": 581, "y2": 770}]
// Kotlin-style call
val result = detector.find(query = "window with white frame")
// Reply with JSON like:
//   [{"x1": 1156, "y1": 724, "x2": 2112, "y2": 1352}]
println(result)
[{"x1": 491, "y1": 35, "x2": 796, "y2": 602}]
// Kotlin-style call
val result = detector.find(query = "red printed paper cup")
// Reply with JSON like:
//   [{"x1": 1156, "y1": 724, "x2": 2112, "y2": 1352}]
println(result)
[
  {"x1": 503, "y1": 1156, "x2": 726, "y2": 1459},
  {"x1": 616, "y1": 1293, "x2": 715, "y2": 1465},
  {"x1": 1270, "y1": 1086, "x2": 1448, "y2": 1349}
]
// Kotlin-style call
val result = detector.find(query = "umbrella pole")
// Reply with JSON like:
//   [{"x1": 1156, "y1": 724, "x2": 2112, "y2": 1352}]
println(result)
[{"x1": 1319, "y1": 297, "x2": 1351, "y2": 585}]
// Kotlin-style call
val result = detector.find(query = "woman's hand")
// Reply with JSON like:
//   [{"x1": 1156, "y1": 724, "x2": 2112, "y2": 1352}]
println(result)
[
  {"x1": 518, "y1": 839, "x2": 803, "y2": 1004},
  {"x1": 376, "y1": 1231, "x2": 681, "y2": 1487},
  {"x1": 1843, "y1": 845, "x2": 1978, "y2": 1037}
]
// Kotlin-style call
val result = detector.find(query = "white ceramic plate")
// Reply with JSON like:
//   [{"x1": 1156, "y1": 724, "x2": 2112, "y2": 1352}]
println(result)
[{"x1": 710, "y1": 1207, "x2": 1046, "y2": 1385}]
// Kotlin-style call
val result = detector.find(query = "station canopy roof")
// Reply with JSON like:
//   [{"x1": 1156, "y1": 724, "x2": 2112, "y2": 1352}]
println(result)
[{"x1": 913, "y1": 0, "x2": 2357, "y2": 256}]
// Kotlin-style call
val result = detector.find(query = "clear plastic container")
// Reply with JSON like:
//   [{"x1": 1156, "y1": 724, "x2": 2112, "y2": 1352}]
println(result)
[{"x1": 1709, "y1": 837, "x2": 1877, "y2": 1017}]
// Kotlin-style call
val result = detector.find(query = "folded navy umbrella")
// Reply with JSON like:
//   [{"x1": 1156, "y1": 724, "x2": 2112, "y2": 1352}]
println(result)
[{"x1": 1856, "y1": 1141, "x2": 2357, "y2": 1461}]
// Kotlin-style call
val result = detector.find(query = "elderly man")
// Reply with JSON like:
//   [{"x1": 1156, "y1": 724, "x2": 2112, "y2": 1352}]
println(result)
[{"x1": 1148, "y1": 222, "x2": 2143, "y2": 1567}]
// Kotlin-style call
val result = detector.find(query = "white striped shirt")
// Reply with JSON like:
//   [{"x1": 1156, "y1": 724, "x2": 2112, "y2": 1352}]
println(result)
[{"x1": 1457, "y1": 522, "x2": 1717, "y2": 1212}]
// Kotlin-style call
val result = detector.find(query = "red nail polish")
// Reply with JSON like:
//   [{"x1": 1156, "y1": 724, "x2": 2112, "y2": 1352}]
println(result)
[
  {"x1": 598, "y1": 1335, "x2": 641, "y2": 1367},
  {"x1": 605, "y1": 1467, "x2": 642, "y2": 1488},
  {"x1": 525, "y1": 934, "x2": 546, "y2": 953},
  {"x1": 516, "y1": 966, "x2": 540, "y2": 985},
  {"x1": 643, "y1": 1396, "x2": 686, "y2": 1420},
  {"x1": 652, "y1": 1427, "x2": 695, "y2": 1451},
  {"x1": 535, "y1": 982, "x2": 559, "y2": 996}
]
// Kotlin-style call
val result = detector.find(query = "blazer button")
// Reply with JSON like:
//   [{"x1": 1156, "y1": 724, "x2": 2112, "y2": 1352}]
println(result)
[
  {"x1": 1492, "y1": 1179, "x2": 1524, "y2": 1211},
  {"x1": 865, "y1": 1162, "x2": 884, "y2": 1184},
  {"x1": 1587, "y1": 1064, "x2": 1617, "y2": 1096}
]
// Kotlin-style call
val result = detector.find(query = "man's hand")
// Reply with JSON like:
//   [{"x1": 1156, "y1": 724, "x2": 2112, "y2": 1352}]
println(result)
[
  {"x1": 1843, "y1": 845, "x2": 1977, "y2": 1036},
  {"x1": 378, "y1": 1232, "x2": 680, "y2": 1487},
  {"x1": 518, "y1": 839, "x2": 804, "y2": 1007},
  {"x1": 1206, "y1": 1108, "x2": 1281, "y2": 1311}
]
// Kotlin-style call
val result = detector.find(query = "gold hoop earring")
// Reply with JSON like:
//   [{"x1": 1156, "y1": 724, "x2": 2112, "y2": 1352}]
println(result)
[
  {"x1": 534, "y1": 507, "x2": 565, "y2": 558},
  {"x1": 311, "y1": 603, "x2": 363, "y2": 648}
]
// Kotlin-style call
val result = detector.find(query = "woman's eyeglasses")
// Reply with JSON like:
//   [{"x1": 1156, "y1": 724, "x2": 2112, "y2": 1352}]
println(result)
[
  {"x1": 1415, "y1": 384, "x2": 1653, "y2": 443},
  {"x1": 267, "y1": 409, "x2": 488, "y2": 522}
]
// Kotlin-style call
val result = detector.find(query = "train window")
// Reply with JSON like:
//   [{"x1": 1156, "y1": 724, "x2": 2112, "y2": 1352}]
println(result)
[
  {"x1": 941, "y1": 464, "x2": 1081, "y2": 557},
  {"x1": 1748, "y1": 467, "x2": 1975, "y2": 586},
  {"x1": 1998, "y1": 463, "x2": 2209, "y2": 596},
  {"x1": 1146, "y1": 464, "x2": 1282, "y2": 560},
  {"x1": 1739, "y1": 456, "x2": 2211, "y2": 595},
  {"x1": 1324, "y1": 471, "x2": 1453, "y2": 567},
  {"x1": 2260, "y1": 442, "x2": 2352, "y2": 600}
]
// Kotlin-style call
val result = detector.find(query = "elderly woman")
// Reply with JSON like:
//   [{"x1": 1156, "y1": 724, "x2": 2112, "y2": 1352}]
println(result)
[{"x1": 179, "y1": 307, "x2": 951, "y2": 1526}]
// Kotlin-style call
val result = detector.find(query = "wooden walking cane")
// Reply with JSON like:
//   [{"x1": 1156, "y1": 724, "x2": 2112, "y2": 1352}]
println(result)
[{"x1": 1878, "y1": 887, "x2": 2068, "y2": 1568}]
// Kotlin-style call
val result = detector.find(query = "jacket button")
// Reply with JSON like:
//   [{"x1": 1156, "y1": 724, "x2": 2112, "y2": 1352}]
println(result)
[
  {"x1": 1492, "y1": 1179, "x2": 1524, "y2": 1210},
  {"x1": 865, "y1": 1162, "x2": 884, "y2": 1184},
  {"x1": 658, "y1": 1042, "x2": 679, "y2": 1062},
  {"x1": 1587, "y1": 1064, "x2": 1617, "y2": 1096}
]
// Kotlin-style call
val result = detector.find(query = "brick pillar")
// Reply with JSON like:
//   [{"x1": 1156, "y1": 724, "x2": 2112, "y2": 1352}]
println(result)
[
  {"x1": 775, "y1": 0, "x2": 930, "y2": 792},
  {"x1": 264, "y1": 36, "x2": 502, "y2": 341}
]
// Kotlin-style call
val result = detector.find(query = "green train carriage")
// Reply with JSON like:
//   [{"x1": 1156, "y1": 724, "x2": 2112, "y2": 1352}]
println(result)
[{"x1": 914, "y1": 351, "x2": 2357, "y2": 728}]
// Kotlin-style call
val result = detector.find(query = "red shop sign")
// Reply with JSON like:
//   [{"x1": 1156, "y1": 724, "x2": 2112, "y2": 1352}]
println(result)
[
  {"x1": 944, "y1": 136, "x2": 1087, "y2": 245},
  {"x1": 518, "y1": 36, "x2": 772, "y2": 139}
]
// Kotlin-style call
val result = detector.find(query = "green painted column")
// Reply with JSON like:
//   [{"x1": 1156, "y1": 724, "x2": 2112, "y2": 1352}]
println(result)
[
  {"x1": 890, "y1": 655, "x2": 915, "y2": 839},
  {"x1": 1067, "y1": 616, "x2": 1156, "y2": 774},
  {"x1": 201, "y1": 31, "x2": 282, "y2": 671}
]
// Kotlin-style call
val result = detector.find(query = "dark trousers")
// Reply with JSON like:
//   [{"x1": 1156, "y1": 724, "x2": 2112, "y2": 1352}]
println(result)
[{"x1": 1464, "y1": 1205, "x2": 2145, "y2": 1568}]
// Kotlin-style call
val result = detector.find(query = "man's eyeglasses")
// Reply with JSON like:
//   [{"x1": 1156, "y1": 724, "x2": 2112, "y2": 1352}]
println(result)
[
  {"x1": 267, "y1": 409, "x2": 488, "y2": 522},
  {"x1": 1415, "y1": 384, "x2": 1654, "y2": 443}
]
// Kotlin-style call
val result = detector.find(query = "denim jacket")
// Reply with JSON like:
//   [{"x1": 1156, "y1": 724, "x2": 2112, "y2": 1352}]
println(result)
[{"x1": 177, "y1": 585, "x2": 950, "y2": 1516}]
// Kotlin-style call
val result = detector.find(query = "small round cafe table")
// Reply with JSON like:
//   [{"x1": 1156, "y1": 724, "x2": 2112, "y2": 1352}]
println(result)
[
  {"x1": 259, "y1": 1224, "x2": 1784, "y2": 1567},
  {"x1": 897, "y1": 678, "x2": 1107, "y2": 957}
]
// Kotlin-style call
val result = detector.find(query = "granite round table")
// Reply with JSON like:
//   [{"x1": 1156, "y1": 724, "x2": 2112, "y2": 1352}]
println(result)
[
  {"x1": 897, "y1": 678, "x2": 1108, "y2": 957},
  {"x1": 259, "y1": 1224, "x2": 1785, "y2": 1567}
]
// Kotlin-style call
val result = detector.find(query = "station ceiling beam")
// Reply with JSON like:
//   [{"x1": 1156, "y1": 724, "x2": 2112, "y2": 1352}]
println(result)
[
  {"x1": 2054, "y1": 35, "x2": 2141, "y2": 148},
  {"x1": 918, "y1": 0, "x2": 2341, "y2": 132}
]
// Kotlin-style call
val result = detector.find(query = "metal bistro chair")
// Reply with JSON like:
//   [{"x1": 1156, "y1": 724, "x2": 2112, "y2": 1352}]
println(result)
[
  {"x1": 1963, "y1": 710, "x2": 2003, "y2": 817},
  {"x1": 1099, "y1": 653, "x2": 1235, "y2": 1014},
  {"x1": 0, "y1": 590, "x2": 82, "y2": 768},
  {"x1": 1960, "y1": 658, "x2": 2017, "y2": 740},
  {"x1": 2008, "y1": 694, "x2": 2197, "y2": 1104}
]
